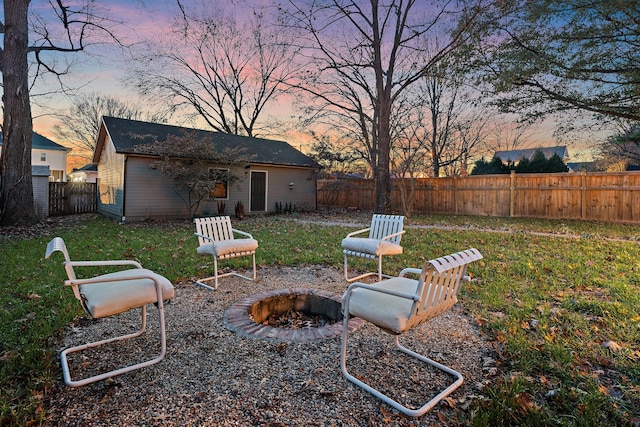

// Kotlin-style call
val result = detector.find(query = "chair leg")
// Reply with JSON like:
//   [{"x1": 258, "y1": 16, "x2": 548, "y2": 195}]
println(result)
[
  {"x1": 195, "y1": 253, "x2": 257, "y2": 290},
  {"x1": 61, "y1": 299, "x2": 167, "y2": 387},
  {"x1": 344, "y1": 253, "x2": 388, "y2": 283},
  {"x1": 251, "y1": 253, "x2": 256, "y2": 281},
  {"x1": 340, "y1": 310, "x2": 464, "y2": 417}
]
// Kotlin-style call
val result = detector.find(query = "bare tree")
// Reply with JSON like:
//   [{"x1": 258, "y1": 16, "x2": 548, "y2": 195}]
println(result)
[
  {"x1": 1, "y1": 0, "x2": 120, "y2": 226},
  {"x1": 593, "y1": 122, "x2": 640, "y2": 170},
  {"x1": 128, "y1": 5, "x2": 298, "y2": 137},
  {"x1": 392, "y1": 62, "x2": 490, "y2": 178},
  {"x1": 307, "y1": 131, "x2": 361, "y2": 177},
  {"x1": 484, "y1": 119, "x2": 533, "y2": 154},
  {"x1": 281, "y1": 0, "x2": 486, "y2": 213},
  {"x1": 52, "y1": 92, "x2": 172, "y2": 160},
  {"x1": 390, "y1": 135, "x2": 429, "y2": 218},
  {"x1": 389, "y1": 77, "x2": 488, "y2": 216}
]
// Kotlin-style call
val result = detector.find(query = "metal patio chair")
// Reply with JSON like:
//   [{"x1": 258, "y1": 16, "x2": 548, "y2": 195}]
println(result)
[
  {"x1": 341, "y1": 214, "x2": 405, "y2": 282},
  {"x1": 45, "y1": 237, "x2": 174, "y2": 387},
  {"x1": 194, "y1": 216, "x2": 258, "y2": 290},
  {"x1": 340, "y1": 248, "x2": 483, "y2": 417}
]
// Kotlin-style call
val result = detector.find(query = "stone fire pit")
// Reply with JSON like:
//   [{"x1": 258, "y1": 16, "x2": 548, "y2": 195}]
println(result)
[{"x1": 224, "y1": 288, "x2": 364, "y2": 343}]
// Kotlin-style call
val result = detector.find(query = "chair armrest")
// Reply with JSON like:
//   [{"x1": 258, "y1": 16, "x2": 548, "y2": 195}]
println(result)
[
  {"x1": 380, "y1": 229, "x2": 406, "y2": 242},
  {"x1": 64, "y1": 271, "x2": 158, "y2": 287},
  {"x1": 232, "y1": 228, "x2": 254, "y2": 239},
  {"x1": 345, "y1": 227, "x2": 371, "y2": 238},
  {"x1": 68, "y1": 260, "x2": 143, "y2": 269},
  {"x1": 195, "y1": 232, "x2": 215, "y2": 242},
  {"x1": 399, "y1": 267, "x2": 421, "y2": 278},
  {"x1": 343, "y1": 281, "x2": 420, "y2": 303}
]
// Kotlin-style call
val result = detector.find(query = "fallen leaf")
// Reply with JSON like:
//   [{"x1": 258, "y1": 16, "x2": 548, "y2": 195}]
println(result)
[
  {"x1": 514, "y1": 392, "x2": 539, "y2": 412},
  {"x1": 601, "y1": 340, "x2": 623, "y2": 351},
  {"x1": 443, "y1": 396, "x2": 457, "y2": 407}
]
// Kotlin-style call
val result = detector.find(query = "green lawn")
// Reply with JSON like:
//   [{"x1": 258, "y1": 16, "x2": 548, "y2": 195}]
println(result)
[{"x1": 1, "y1": 213, "x2": 638, "y2": 425}]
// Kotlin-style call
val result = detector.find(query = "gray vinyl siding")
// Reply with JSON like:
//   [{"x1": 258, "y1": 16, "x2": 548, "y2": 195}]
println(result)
[
  {"x1": 124, "y1": 157, "x2": 191, "y2": 221},
  {"x1": 123, "y1": 159, "x2": 251, "y2": 220},
  {"x1": 199, "y1": 165, "x2": 250, "y2": 217},
  {"x1": 263, "y1": 166, "x2": 317, "y2": 212},
  {"x1": 119, "y1": 161, "x2": 316, "y2": 221},
  {"x1": 32, "y1": 175, "x2": 49, "y2": 218},
  {"x1": 96, "y1": 137, "x2": 125, "y2": 221}
]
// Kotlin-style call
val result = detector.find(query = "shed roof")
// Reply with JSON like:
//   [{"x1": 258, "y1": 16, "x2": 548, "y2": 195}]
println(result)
[
  {"x1": 32, "y1": 165, "x2": 51, "y2": 176},
  {"x1": 95, "y1": 116, "x2": 320, "y2": 169}
]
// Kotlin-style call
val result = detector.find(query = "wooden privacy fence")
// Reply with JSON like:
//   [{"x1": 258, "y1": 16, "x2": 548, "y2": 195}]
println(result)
[
  {"x1": 317, "y1": 170, "x2": 640, "y2": 224},
  {"x1": 49, "y1": 182, "x2": 97, "y2": 216}
]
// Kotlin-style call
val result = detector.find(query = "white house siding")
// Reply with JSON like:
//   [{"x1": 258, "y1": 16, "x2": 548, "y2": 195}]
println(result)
[
  {"x1": 32, "y1": 149, "x2": 67, "y2": 182},
  {"x1": 96, "y1": 137, "x2": 126, "y2": 221}
]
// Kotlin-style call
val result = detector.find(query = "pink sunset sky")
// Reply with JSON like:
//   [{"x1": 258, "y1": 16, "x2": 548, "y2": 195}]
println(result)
[
  {"x1": 23, "y1": 0, "x2": 596, "y2": 166},
  {"x1": 31, "y1": 1, "x2": 305, "y2": 157}
]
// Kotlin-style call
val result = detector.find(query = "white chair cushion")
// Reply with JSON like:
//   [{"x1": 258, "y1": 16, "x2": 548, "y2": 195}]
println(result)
[
  {"x1": 344, "y1": 277, "x2": 421, "y2": 334},
  {"x1": 79, "y1": 269, "x2": 175, "y2": 319},
  {"x1": 341, "y1": 237, "x2": 403, "y2": 256},
  {"x1": 197, "y1": 238, "x2": 258, "y2": 257}
]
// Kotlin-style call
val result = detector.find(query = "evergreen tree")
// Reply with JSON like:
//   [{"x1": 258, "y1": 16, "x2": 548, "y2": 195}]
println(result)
[{"x1": 547, "y1": 153, "x2": 569, "y2": 172}]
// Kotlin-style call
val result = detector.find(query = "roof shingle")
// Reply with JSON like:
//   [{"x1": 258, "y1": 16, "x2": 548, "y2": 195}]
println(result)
[{"x1": 102, "y1": 116, "x2": 320, "y2": 169}]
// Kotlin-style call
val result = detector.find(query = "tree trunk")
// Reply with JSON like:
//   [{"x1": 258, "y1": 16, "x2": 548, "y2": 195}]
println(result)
[
  {"x1": 376, "y1": 110, "x2": 393, "y2": 213},
  {"x1": 1, "y1": 0, "x2": 38, "y2": 226},
  {"x1": 372, "y1": 1, "x2": 393, "y2": 214}
]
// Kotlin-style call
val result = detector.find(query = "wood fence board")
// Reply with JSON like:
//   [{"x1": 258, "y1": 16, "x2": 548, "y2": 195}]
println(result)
[
  {"x1": 317, "y1": 170, "x2": 640, "y2": 224},
  {"x1": 49, "y1": 182, "x2": 97, "y2": 216}
]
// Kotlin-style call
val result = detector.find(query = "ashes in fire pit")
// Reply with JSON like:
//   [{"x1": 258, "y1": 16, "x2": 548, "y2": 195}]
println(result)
[
  {"x1": 224, "y1": 288, "x2": 364, "y2": 343},
  {"x1": 261, "y1": 308, "x2": 336, "y2": 329}
]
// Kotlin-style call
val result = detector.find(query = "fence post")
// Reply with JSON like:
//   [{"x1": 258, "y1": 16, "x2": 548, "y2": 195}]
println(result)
[
  {"x1": 581, "y1": 170, "x2": 587, "y2": 220},
  {"x1": 509, "y1": 170, "x2": 515, "y2": 217}
]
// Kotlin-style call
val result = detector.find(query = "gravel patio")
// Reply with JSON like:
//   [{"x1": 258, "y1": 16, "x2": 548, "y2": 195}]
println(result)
[{"x1": 45, "y1": 261, "x2": 489, "y2": 426}]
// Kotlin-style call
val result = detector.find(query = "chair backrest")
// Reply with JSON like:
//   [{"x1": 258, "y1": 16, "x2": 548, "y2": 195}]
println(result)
[
  {"x1": 195, "y1": 216, "x2": 235, "y2": 246},
  {"x1": 45, "y1": 237, "x2": 82, "y2": 300},
  {"x1": 368, "y1": 214, "x2": 404, "y2": 244},
  {"x1": 408, "y1": 248, "x2": 483, "y2": 329}
]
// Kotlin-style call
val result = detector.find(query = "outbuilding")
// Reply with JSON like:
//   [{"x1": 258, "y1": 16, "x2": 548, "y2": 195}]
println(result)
[{"x1": 93, "y1": 116, "x2": 320, "y2": 222}]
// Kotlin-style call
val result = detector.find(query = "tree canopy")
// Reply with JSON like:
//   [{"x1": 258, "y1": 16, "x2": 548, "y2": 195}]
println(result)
[
  {"x1": 53, "y1": 93, "x2": 172, "y2": 160},
  {"x1": 477, "y1": 0, "x2": 640, "y2": 125}
]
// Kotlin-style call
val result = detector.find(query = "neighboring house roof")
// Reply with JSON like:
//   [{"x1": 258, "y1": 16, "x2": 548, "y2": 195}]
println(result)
[
  {"x1": 73, "y1": 164, "x2": 98, "y2": 172},
  {"x1": 32, "y1": 165, "x2": 51, "y2": 176},
  {"x1": 567, "y1": 162, "x2": 597, "y2": 172},
  {"x1": 0, "y1": 131, "x2": 70, "y2": 151},
  {"x1": 495, "y1": 146, "x2": 570, "y2": 163},
  {"x1": 94, "y1": 116, "x2": 320, "y2": 169}
]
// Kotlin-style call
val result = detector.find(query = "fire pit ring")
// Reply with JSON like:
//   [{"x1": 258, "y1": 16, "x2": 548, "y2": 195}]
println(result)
[{"x1": 224, "y1": 288, "x2": 364, "y2": 343}]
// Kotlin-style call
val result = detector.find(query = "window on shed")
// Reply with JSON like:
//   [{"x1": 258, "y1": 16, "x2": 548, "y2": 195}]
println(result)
[{"x1": 208, "y1": 168, "x2": 229, "y2": 199}]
